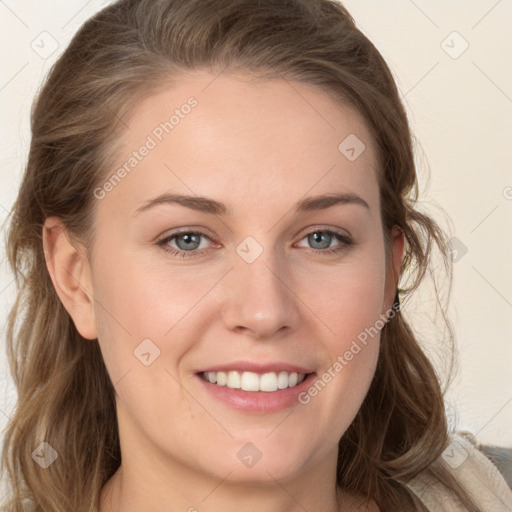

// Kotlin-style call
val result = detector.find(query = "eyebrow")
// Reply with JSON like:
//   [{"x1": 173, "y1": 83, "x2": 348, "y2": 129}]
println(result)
[{"x1": 133, "y1": 191, "x2": 370, "y2": 217}]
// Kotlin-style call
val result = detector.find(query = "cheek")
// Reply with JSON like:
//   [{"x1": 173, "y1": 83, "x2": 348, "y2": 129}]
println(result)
[
  {"x1": 91, "y1": 236, "x2": 203, "y2": 336},
  {"x1": 305, "y1": 245, "x2": 387, "y2": 351},
  {"x1": 89, "y1": 237, "x2": 221, "y2": 390},
  {"x1": 89, "y1": 247, "x2": 199, "y2": 437},
  {"x1": 296, "y1": 244, "x2": 385, "y2": 423}
]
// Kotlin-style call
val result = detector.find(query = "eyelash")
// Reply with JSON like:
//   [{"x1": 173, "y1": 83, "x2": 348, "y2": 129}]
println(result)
[{"x1": 156, "y1": 228, "x2": 353, "y2": 259}]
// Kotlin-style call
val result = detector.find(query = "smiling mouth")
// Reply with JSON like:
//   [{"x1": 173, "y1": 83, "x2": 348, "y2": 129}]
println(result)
[{"x1": 199, "y1": 370, "x2": 310, "y2": 392}]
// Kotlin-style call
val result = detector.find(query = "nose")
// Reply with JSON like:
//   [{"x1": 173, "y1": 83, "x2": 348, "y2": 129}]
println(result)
[{"x1": 221, "y1": 249, "x2": 301, "y2": 339}]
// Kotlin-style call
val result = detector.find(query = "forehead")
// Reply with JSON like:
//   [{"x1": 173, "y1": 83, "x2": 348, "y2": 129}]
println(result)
[{"x1": 98, "y1": 70, "x2": 380, "y2": 220}]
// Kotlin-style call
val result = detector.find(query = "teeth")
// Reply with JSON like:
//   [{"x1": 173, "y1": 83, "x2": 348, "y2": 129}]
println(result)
[
  {"x1": 277, "y1": 371, "x2": 289, "y2": 389},
  {"x1": 227, "y1": 371, "x2": 241, "y2": 388},
  {"x1": 216, "y1": 371, "x2": 227, "y2": 386},
  {"x1": 202, "y1": 371, "x2": 307, "y2": 392},
  {"x1": 260, "y1": 372, "x2": 277, "y2": 392},
  {"x1": 241, "y1": 371, "x2": 260, "y2": 391}
]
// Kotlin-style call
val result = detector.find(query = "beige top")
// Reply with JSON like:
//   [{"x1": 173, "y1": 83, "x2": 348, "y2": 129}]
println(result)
[{"x1": 406, "y1": 431, "x2": 512, "y2": 511}]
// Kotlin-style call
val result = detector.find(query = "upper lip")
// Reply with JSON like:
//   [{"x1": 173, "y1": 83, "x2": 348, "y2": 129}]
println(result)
[{"x1": 197, "y1": 361, "x2": 315, "y2": 374}]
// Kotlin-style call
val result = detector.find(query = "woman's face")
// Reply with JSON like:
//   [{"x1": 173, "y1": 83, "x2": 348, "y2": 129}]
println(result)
[{"x1": 56, "y1": 70, "x2": 402, "y2": 487}]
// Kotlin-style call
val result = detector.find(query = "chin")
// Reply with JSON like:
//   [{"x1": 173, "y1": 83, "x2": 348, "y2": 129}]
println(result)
[{"x1": 198, "y1": 439, "x2": 314, "y2": 485}]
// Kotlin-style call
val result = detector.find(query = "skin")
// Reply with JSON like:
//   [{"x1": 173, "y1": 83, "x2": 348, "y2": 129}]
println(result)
[{"x1": 43, "y1": 70, "x2": 404, "y2": 512}]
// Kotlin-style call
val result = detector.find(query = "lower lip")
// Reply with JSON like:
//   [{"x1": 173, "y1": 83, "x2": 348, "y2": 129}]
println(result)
[{"x1": 195, "y1": 373, "x2": 316, "y2": 414}]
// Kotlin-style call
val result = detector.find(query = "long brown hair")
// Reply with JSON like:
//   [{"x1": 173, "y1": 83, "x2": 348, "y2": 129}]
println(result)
[{"x1": 1, "y1": 0, "x2": 480, "y2": 510}]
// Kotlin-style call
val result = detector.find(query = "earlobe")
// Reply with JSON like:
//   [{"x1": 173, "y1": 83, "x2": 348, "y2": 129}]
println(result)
[{"x1": 42, "y1": 217, "x2": 98, "y2": 340}]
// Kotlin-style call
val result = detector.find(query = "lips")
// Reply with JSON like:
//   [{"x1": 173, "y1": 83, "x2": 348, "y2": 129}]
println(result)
[
  {"x1": 194, "y1": 361, "x2": 316, "y2": 412},
  {"x1": 195, "y1": 368, "x2": 317, "y2": 414},
  {"x1": 196, "y1": 362, "x2": 314, "y2": 391}
]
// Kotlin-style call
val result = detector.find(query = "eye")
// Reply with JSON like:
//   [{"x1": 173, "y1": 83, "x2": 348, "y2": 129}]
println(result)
[
  {"x1": 157, "y1": 230, "x2": 214, "y2": 259},
  {"x1": 156, "y1": 228, "x2": 353, "y2": 259},
  {"x1": 295, "y1": 229, "x2": 353, "y2": 256}
]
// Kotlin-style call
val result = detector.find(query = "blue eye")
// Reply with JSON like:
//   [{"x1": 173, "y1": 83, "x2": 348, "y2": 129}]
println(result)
[
  {"x1": 157, "y1": 231, "x2": 211, "y2": 259},
  {"x1": 157, "y1": 229, "x2": 353, "y2": 259},
  {"x1": 298, "y1": 230, "x2": 353, "y2": 255}
]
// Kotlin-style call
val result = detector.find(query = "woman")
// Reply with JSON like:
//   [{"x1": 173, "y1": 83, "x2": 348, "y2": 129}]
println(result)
[{"x1": 1, "y1": 0, "x2": 511, "y2": 511}]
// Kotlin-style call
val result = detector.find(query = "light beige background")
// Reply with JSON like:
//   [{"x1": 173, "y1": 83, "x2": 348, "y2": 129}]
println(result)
[{"x1": 1, "y1": 0, "x2": 511, "y2": 455}]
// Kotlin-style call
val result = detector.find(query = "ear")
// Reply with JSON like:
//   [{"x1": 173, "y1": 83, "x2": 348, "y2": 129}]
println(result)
[
  {"x1": 383, "y1": 225, "x2": 405, "y2": 314},
  {"x1": 42, "y1": 217, "x2": 98, "y2": 340}
]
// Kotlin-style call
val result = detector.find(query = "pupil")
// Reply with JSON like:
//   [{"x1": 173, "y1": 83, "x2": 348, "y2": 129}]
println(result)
[
  {"x1": 311, "y1": 231, "x2": 330, "y2": 249},
  {"x1": 178, "y1": 233, "x2": 199, "y2": 250}
]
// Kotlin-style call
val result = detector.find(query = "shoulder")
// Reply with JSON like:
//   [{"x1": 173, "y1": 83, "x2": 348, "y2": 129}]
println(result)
[{"x1": 405, "y1": 431, "x2": 512, "y2": 512}]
